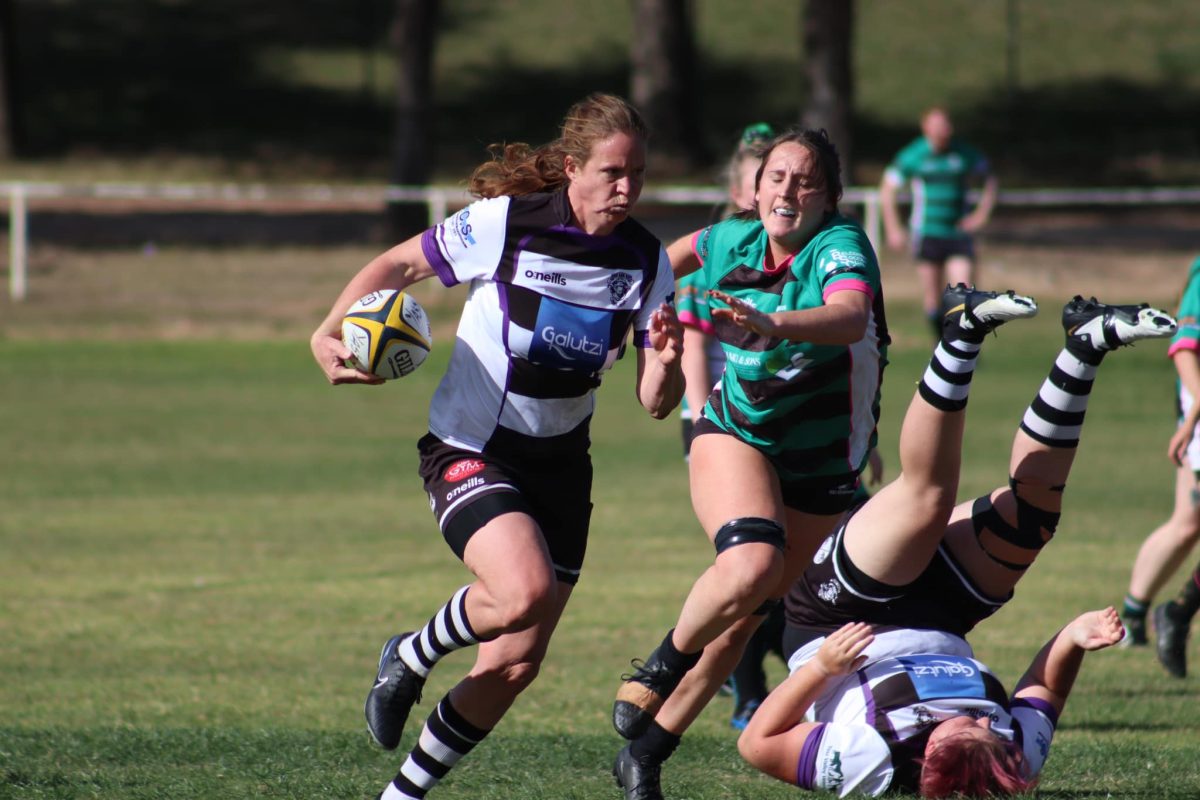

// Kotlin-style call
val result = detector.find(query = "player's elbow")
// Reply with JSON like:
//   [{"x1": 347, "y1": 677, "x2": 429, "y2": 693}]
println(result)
[{"x1": 737, "y1": 729, "x2": 771, "y2": 771}]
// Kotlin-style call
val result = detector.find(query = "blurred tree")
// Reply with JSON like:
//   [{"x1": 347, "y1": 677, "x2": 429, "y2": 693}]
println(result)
[
  {"x1": 389, "y1": 0, "x2": 438, "y2": 236},
  {"x1": 800, "y1": 0, "x2": 854, "y2": 180},
  {"x1": 0, "y1": 0, "x2": 16, "y2": 157},
  {"x1": 630, "y1": 0, "x2": 708, "y2": 170},
  {"x1": 391, "y1": 0, "x2": 438, "y2": 186}
]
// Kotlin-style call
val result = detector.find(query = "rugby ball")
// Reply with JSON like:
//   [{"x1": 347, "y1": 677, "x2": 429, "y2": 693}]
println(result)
[{"x1": 341, "y1": 290, "x2": 433, "y2": 379}]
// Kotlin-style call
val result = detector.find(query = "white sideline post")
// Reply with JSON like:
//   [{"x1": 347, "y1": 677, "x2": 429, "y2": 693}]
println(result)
[
  {"x1": 9, "y1": 182, "x2": 27, "y2": 302},
  {"x1": 862, "y1": 190, "x2": 881, "y2": 255}
]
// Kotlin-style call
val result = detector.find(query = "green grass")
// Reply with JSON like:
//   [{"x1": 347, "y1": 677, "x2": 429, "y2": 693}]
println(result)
[{"x1": 2, "y1": 302, "x2": 1199, "y2": 798}]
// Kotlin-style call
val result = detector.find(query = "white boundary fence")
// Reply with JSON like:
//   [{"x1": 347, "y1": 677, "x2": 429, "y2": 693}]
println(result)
[{"x1": 5, "y1": 181, "x2": 1200, "y2": 301}]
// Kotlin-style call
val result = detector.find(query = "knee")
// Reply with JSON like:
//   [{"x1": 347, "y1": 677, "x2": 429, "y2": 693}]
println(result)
[
  {"x1": 716, "y1": 548, "x2": 784, "y2": 607},
  {"x1": 712, "y1": 517, "x2": 788, "y2": 606},
  {"x1": 491, "y1": 579, "x2": 557, "y2": 631}
]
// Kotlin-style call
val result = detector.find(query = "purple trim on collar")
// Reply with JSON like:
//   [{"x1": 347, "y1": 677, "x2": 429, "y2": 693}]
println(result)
[{"x1": 421, "y1": 227, "x2": 458, "y2": 288}]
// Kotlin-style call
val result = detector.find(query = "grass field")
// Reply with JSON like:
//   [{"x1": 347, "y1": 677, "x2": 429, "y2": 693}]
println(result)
[{"x1": 3, "y1": 266, "x2": 1200, "y2": 798}]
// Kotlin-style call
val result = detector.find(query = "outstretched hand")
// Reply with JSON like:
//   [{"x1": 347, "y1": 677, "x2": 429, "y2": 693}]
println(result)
[
  {"x1": 812, "y1": 622, "x2": 874, "y2": 678},
  {"x1": 1068, "y1": 606, "x2": 1125, "y2": 652},
  {"x1": 708, "y1": 289, "x2": 776, "y2": 336}
]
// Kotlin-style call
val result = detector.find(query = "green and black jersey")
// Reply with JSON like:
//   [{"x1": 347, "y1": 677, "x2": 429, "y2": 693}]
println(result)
[{"x1": 689, "y1": 215, "x2": 889, "y2": 483}]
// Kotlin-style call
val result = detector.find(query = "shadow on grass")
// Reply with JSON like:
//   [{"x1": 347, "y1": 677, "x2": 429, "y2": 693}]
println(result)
[{"x1": 9, "y1": 1, "x2": 1200, "y2": 187}]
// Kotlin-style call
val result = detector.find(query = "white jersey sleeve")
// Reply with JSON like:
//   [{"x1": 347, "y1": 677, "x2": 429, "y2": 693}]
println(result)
[
  {"x1": 422, "y1": 196, "x2": 511, "y2": 286},
  {"x1": 631, "y1": 247, "x2": 675, "y2": 345},
  {"x1": 800, "y1": 722, "x2": 894, "y2": 797},
  {"x1": 1010, "y1": 698, "x2": 1057, "y2": 779}
]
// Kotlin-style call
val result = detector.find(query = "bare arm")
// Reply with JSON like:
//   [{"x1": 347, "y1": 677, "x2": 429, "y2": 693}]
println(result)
[
  {"x1": 1169, "y1": 349, "x2": 1200, "y2": 464},
  {"x1": 310, "y1": 235, "x2": 437, "y2": 385},
  {"x1": 635, "y1": 304, "x2": 685, "y2": 419},
  {"x1": 681, "y1": 326, "x2": 714, "y2": 421},
  {"x1": 1012, "y1": 606, "x2": 1124, "y2": 718},
  {"x1": 739, "y1": 623, "x2": 874, "y2": 784},
  {"x1": 960, "y1": 173, "x2": 999, "y2": 233},
  {"x1": 879, "y1": 174, "x2": 907, "y2": 251},
  {"x1": 668, "y1": 232, "x2": 702, "y2": 279},
  {"x1": 709, "y1": 287, "x2": 871, "y2": 345}
]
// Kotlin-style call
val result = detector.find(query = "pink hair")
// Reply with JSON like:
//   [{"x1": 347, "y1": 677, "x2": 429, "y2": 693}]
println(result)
[{"x1": 919, "y1": 731, "x2": 1036, "y2": 798}]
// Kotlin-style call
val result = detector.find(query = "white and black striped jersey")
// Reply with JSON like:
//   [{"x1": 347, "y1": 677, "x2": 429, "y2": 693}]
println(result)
[
  {"x1": 420, "y1": 190, "x2": 674, "y2": 452},
  {"x1": 795, "y1": 653, "x2": 1057, "y2": 797}
]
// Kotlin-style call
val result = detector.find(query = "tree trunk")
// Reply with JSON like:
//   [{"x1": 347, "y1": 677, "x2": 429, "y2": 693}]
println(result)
[
  {"x1": 388, "y1": 0, "x2": 439, "y2": 237},
  {"x1": 630, "y1": 0, "x2": 707, "y2": 171},
  {"x1": 0, "y1": 0, "x2": 18, "y2": 158},
  {"x1": 801, "y1": 0, "x2": 854, "y2": 180}
]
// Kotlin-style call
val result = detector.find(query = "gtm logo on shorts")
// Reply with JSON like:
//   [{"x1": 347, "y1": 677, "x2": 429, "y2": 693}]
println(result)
[{"x1": 444, "y1": 459, "x2": 486, "y2": 482}]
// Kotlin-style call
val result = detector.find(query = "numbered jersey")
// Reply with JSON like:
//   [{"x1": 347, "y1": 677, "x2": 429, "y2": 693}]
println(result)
[
  {"x1": 421, "y1": 190, "x2": 673, "y2": 452},
  {"x1": 690, "y1": 215, "x2": 888, "y2": 481},
  {"x1": 798, "y1": 654, "x2": 1056, "y2": 797}
]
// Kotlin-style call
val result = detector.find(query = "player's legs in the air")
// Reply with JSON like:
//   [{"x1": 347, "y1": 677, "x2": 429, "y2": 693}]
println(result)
[
  {"x1": 842, "y1": 284, "x2": 1038, "y2": 586},
  {"x1": 941, "y1": 297, "x2": 1177, "y2": 603}
]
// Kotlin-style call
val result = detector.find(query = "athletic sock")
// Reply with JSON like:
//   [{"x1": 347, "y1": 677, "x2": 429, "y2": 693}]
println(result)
[
  {"x1": 399, "y1": 586, "x2": 479, "y2": 678},
  {"x1": 1123, "y1": 594, "x2": 1149, "y2": 620},
  {"x1": 662, "y1": 628, "x2": 704, "y2": 672},
  {"x1": 629, "y1": 720, "x2": 682, "y2": 765},
  {"x1": 1171, "y1": 566, "x2": 1200, "y2": 621},
  {"x1": 1019, "y1": 349, "x2": 1097, "y2": 448},
  {"x1": 382, "y1": 695, "x2": 491, "y2": 800},
  {"x1": 917, "y1": 336, "x2": 982, "y2": 412}
]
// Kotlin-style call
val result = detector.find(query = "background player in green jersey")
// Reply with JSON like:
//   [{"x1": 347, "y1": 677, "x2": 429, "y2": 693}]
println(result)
[
  {"x1": 610, "y1": 128, "x2": 889, "y2": 800},
  {"x1": 1121, "y1": 255, "x2": 1200, "y2": 677},
  {"x1": 880, "y1": 107, "x2": 999, "y2": 337},
  {"x1": 678, "y1": 123, "x2": 772, "y2": 456}
]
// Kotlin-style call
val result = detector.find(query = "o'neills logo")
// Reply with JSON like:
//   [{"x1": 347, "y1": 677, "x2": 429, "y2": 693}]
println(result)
[
  {"x1": 444, "y1": 459, "x2": 485, "y2": 482},
  {"x1": 446, "y1": 476, "x2": 485, "y2": 502}
]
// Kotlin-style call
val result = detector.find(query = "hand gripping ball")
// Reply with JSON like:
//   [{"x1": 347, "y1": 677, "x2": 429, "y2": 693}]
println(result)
[{"x1": 341, "y1": 290, "x2": 433, "y2": 379}]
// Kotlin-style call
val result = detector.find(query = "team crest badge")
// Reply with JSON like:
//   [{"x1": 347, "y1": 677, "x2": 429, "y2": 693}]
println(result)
[
  {"x1": 608, "y1": 271, "x2": 633, "y2": 305},
  {"x1": 817, "y1": 579, "x2": 841, "y2": 604}
]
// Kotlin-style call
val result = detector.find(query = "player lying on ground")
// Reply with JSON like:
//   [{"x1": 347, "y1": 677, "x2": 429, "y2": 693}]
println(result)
[{"x1": 732, "y1": 287, "x2": 1176, "y2": 797}]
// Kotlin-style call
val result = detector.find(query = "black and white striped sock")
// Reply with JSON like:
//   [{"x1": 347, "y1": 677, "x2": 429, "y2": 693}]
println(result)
[
  {"x1": 917, "y1": 336, "x2": 982, "y2": 412},
  {"x1": 1019, "y1": 349, "x2": 1097, "y2": 448},
  {"x1": 380, "y1": 695, "x2": 491, "y2": 800},
  {"x1": 398, "y1": 586, "x2": 479, "y2": 679}
]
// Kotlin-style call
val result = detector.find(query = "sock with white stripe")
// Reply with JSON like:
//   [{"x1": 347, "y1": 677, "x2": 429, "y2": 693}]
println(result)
[
  {"x1": 1019, "y1": 349, "x2": 1097, "y2": 448},
  {"x1": 398, "y1": 586, "x2": 479, "y2": 679},
  {"x1": 917, "y1": 336, "x2": 982, "y2": 412},
  {"x1": 380, "y1": 695, "x2": 491, "y2": 800}
]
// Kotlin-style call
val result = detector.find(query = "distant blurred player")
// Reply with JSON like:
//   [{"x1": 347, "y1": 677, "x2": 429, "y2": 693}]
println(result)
[
  {"x1": 880, "y1": 107, "x2": 998, "y2": 338},
  {"x1": 1121, "y1": 255, "x2": 1200, "y2": 677}
]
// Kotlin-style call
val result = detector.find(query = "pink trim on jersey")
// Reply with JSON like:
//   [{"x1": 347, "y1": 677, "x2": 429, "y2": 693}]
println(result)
[
  {"x1": 689, "y1": 229, "x2": 706, "y2": 264},
  {"x1": 823, "y1": 279, "x2": 874, "y2": 303},
  {"x1": 1167, "y1": 336, "x2": 1200, "y2": 358},
  {"x1": 678, "y1": 309, "x2": 717, "y2": 335}
]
